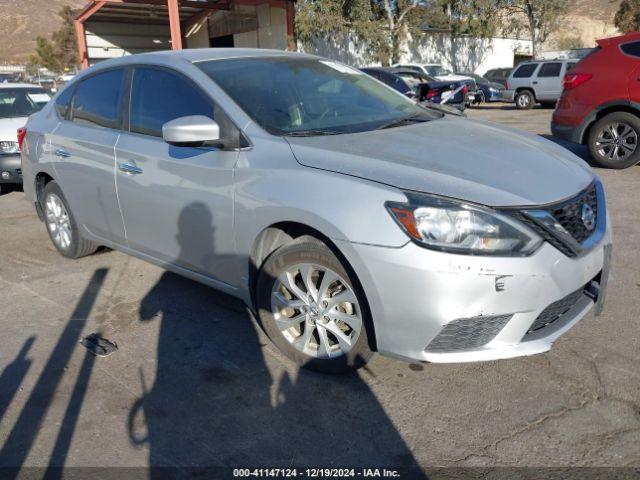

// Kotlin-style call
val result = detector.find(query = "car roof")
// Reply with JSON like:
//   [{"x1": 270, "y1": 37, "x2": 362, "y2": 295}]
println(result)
[{"x1": 0, "y1": 83, "x2": 45, "y2": 89}]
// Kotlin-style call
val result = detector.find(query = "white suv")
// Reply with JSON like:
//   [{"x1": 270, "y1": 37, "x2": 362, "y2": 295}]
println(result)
[{"x1": 504, "y1": 60, "x2": 577, "y2": 109}]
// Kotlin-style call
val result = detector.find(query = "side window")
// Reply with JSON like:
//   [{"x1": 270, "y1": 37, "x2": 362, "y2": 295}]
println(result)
[
  {"x1": 513, "y1": 64, "x2": 538, "y2": 78},
  {"x1": 566, "y1": 62, "x2": 577, "y2": 72},
  {"x1": 130, "y1": 67, "x2": 214, "y2": 138},
  {"x1": 537, "y1": 62, "x2": 562, "y2": 77},
  {"x1": 621, "y1": 41, "x2": 640, "y2": 57},
  {"x1": 71, "y1": 69, "x2": 124, "y2": 129},
  {"x1": 55, "y1": 86, "x2": 74, "y2": 119}
]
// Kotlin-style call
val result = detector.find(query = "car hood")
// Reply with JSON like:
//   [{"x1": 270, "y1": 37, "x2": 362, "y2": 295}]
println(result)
[
  {"x1": 0, "y1": 117, "x2": 27, "y2": 141},
  {"x1": 435, "y1": 74, "x2": 472, "y2": 82},
  {"x1": 286, "y1": 116, "x2": 594, "y2": 207}
]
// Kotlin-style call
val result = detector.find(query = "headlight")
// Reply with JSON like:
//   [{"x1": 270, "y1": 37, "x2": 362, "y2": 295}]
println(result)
[
  {"x1": 0, "y1": 141, "x2": 20, "y2": 154},
  {"x1": 386, "y1": 193, "x2": 542, "y2": 256}
]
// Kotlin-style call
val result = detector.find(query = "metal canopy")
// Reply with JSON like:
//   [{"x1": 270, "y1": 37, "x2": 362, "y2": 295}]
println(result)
[{"x1": 74, "y1": 0, "x2": 296, "y2": 69}]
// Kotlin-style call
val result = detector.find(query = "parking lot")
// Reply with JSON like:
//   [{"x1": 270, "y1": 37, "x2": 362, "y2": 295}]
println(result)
[{"x1": 0, "y1": 104, "x2": 639, "y2": 474}]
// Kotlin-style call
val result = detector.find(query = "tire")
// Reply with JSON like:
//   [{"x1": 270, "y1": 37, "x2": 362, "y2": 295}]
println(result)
[
  {"x1": 515, "y1": 90, "x2": 535, "y2": 110},
  {"x1": 588, "y1": 112, "x2": 640, "y2": 169},
  {"x1": 42, "y1": 181, "x2": 98, "y2": 259},
  {"x1": 256, "y1": 236, "x2": 374, "y2": 373}
]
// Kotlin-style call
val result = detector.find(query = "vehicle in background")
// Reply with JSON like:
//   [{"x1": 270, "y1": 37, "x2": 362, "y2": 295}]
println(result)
[
  {"x1": 21, "y1": 50, "x2": 611, "y2": 372},
  {"x1": 360, "y1": 67, "x2": 467, "y2": 110},
  {"x1": 0, "y1": 84, "x2": 51, "y2": 192},
  {"x1": 392, "y1": 63, "x2": 478, "y2": 106},
  {"x1": 457, "y1": 72, "x2": 505, "y2": 104},
  {"x1": 552, "y1": 32, "x2": 640, "y2": 169},
  {"x1": 59, "y1": 73, "x2": 76, "y2": 83},
  {"x1": 483, "y1": 68, "x2": 512, "y2": 88},
  {"x1": 504, "y1": 59, "x2": 578, "y2": 110}
]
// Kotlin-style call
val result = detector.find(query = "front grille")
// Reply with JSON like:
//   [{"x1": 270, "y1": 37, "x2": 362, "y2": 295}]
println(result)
[
  {"x1": 525, "y1": 289, "x2": 585, "y2": 335},
  {"x1": 507, "y1": 182, "x2": 600, "y2": 258},
  {"x1": 551, "y1": 184, "x2": 597, "y2": 243},
  {"x1": 425, "y1": 314, "x2": 513, "y2": 353}
]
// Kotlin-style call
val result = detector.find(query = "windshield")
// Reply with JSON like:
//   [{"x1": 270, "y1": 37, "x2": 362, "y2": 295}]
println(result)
[
  {"x1": 0, "y1": 88, "x2": 50, "y2": 119},
  {"x1": 199, "y1": 57, "x2": 440, "y2": 136},
  {"x1": 424, "y1": 66, "x2": 452, "y2": 77}
]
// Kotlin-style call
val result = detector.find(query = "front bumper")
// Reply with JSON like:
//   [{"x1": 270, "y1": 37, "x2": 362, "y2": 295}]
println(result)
[
  {"x1": 338, "y1": 226, "x2": 612, "y2": 364},
  {"x1": 502, "y1": 89, "x2": 516, "y2": 102},
  {"x1": 0, "y1": 154, "x2": 22, "y2": 184}
]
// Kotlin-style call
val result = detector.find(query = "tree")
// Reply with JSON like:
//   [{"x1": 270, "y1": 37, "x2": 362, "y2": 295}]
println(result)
[
  {"x1": 615, "y1": 0, "x2": 640, "y2": 33},
  {"x1": 500, "y1": 0, "x2": 569, "y2": 57},
  {"x1": 29, "y1": 6, "x2": 79, "y2": 74},
  {"x1": 296, "y1": 0, "x2": 501, "y2": 65}
]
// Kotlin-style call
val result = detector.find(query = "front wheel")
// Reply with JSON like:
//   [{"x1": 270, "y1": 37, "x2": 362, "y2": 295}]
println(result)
[
  {"x1": 515, "y1": 90, "x2": 535, "y2": 110},
  {"x1": 256, "y1": 237, "x2": 373, "y2": 373},
  {"x1": 42, "y1": 181, "x2": 98, "y2": 259},
  {"x1": 588, "y1": 112, "x2": 640, "y2": 169}
]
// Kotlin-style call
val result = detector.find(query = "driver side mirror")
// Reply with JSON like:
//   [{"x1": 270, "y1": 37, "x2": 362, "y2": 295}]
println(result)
[{"x1": 162, "y1": 115, "x2": 221, "y2": 147}]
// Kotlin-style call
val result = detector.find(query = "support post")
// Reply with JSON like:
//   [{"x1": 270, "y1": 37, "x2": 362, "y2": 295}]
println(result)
[
  {"x1": 286, "y1": 1, "x2": 296, "y2": 51},
  {"x1": 74, "y1": 20, "x2": 90, "y2": 69},
  {"x1": 167, "y1": 0, "x2": 183, "y2": 50}
]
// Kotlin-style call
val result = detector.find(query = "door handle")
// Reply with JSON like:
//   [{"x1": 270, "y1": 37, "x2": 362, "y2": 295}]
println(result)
[
  {"x1": 55, "y1": 149, "x2": 71, "y2": 158},
  {"x1": 119, "y1": 163, "x2": 144, "y2": 175},
  {"x1": 532, "y1": 81, "x2": 538, "y2": 85}
]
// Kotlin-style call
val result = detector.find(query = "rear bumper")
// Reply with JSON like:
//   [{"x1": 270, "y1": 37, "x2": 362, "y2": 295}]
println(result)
[
  {"x1": 0, "y1": 154, "x2": 22, "y2": 184},
  {"x1": 336, "y1": 223, "x2": 612, "y2": 364},
  {"x1": 551, "y1": 121, "x2": 583, "y2": 144}
]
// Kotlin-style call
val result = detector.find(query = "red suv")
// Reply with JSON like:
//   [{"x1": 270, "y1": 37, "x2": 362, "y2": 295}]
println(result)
[{"x1": 552, "y1": 32, "x2": 640, "y2": 169}]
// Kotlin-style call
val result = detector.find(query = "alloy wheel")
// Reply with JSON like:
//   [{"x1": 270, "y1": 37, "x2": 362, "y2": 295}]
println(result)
[
  {"x1": 517, "y1": 93, "x2": 531, "y2": 108},
  {"x1": 270, "y1": 263, "x2": 362, "y2": 359},
  {"x1": 45, "y1": 193, "x2": 72, "y2": 250},
  {"x1": 595, "y1": 122, "x2": 638, "y2": 162}
]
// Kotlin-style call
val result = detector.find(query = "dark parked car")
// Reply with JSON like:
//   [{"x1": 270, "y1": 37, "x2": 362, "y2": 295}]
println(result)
[
  {"x1": 361, "y1": 67, "x2": 467, "y2": 110},
  {"x1": 483, "y1": 68, "x2": 511, "y2": 88},
  {"x1": 457, "y1": 72, "x2": 505, "y2": 103},
  {"x1": 552, "y1": 32, "x2": 640, "y2": 169}
]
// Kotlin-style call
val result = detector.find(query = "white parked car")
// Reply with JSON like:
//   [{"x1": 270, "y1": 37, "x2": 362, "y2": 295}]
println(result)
[
  {"x1": 0, "y1": 83, "x2": 51, "y2": 192},
  {"x1": 393, "y1": 63, "x2": 473, "y2": 83}
]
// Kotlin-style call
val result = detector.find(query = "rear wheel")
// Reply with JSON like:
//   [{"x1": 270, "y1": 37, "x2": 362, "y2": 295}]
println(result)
[
  {"x1": 43, "y1": 181, "x2": 98, "y2": 259},
  {"x1": 256, "y1": 237, "x2": 373, "y2": 373},
  {"x1": 588, "y1": 112, "x2": 640, "y2": 169},
  {"x1": 515, "y1": 90, "x2": 535, "y2": 110}
]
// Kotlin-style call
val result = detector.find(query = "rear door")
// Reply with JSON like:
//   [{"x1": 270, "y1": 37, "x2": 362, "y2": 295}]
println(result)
[
  {"x1": 115, "y1": 65, "x2": 239, "y2": 285},
  {"x1": 49, "y1": 68, "x2": 127, "y2": 245},
  {"x1": 534, "y1": 62, "x2": 563, "y2": 100}
]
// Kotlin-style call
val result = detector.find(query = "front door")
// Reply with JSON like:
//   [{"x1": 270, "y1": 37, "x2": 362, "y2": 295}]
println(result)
[{"x1": 115, "y1": 66, "x2": 238, "y2": 285}]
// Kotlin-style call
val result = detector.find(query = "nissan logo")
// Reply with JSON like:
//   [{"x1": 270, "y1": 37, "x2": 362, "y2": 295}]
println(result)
[{"x1": 581, "y1": 204, "x2": 596, "y2": 231}]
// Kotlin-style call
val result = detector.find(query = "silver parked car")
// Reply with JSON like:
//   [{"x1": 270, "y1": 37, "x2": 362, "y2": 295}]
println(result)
[
  {"x1": 21, "y1": 49, "x2": 611, "y2": 373},
  {"x1": 504, "y1": 59, "x2": 578, "y2": 109}
]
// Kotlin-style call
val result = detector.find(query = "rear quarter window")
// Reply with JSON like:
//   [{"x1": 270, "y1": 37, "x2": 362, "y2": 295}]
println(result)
[
  {"x1": 513, "y1": 64, "x2": 538, "y2": 78},
  {"x1": 55, "y1": 86, "x2": 74, "y2": 119},
  {"x1": 621, "y1": 41, "x2": 640, "y2": 58},
  {"x1": 537, "y1": 62, "x2": 562, "y2": 77}
]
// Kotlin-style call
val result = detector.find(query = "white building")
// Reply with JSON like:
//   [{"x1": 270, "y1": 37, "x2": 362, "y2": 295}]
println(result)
[{"x1": 300, "y1": 30, "x2": 533, "y2": 75}]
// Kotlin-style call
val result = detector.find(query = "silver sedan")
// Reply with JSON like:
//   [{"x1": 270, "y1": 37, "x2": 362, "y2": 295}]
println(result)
[{"x1": 20, "y1": 49, "x2": 612, "y2": 372}]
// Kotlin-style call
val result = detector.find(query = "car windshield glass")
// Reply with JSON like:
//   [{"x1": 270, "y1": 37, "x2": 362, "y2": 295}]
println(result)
[
  {"x1": 199, "y1": 57, "x2": 440, "y2": 136},
  {"x1": 424, "y1": 66, "x2": 451, "y2": 76},
  {"x1": 0, "y1": 88, "x2": 50, "y2": 118}
]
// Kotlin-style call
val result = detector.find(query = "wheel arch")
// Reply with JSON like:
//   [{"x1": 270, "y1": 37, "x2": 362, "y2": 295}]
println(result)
[
  {"x1": 34, "y1": 171, "x2": 56, "y2": 221},
  {"x1": 249, "y1": 221, "x2": 378, "y2": 351},
  {"x1": 581, "y1": 103, "x2": 640, "y2": 145},
  {"x1": 515, "y1": 87, "x2": 536, "y2": 100}
]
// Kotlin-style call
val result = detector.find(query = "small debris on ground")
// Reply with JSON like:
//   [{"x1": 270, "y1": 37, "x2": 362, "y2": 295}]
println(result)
[{"x1": 81, "y1": 334, "x2": 118, "y2": 357}]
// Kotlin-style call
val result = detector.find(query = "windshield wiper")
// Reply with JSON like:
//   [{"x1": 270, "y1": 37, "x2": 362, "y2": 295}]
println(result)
[
  {"x1": 376, "y1": 113, "x2": 429, "y2": 130},
  {"x1": 284, "y1": 129, "x2": 342, "y2": 137}
]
